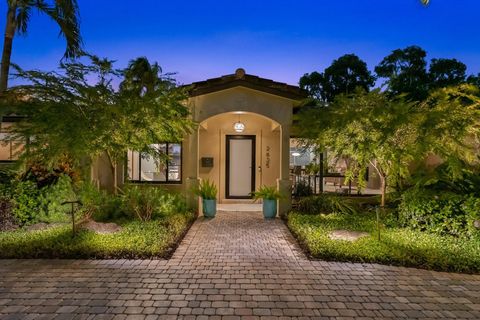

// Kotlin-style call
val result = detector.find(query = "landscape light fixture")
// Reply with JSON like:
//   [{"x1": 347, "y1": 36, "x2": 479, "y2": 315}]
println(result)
[
  {"x1": 233, "y1": 114, "x2": 245, "y2": 133},
  {"x1": 234, "y1": 121, "x2": 245, "y2": 133}
]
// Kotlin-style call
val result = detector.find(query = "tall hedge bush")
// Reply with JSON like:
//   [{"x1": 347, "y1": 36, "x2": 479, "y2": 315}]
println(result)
[{"x1": 399, "y1": 188, "x2": 480, "y2": 238}]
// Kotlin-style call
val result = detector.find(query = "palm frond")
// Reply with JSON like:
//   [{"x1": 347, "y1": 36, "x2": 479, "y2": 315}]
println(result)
[
  {"x1": 15, "y1": 5, "x2": 31, "y2": 35},
  {"x1": 33, "y1": 0, "x2": 83, "y2": 58}
]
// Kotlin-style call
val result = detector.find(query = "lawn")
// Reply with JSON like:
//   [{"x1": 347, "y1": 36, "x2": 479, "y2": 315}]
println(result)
[
  {"x1": 0, "y1": 212, "x2": 195, "y2": 259},
  {"x1": 287, "y1": 210, "x2": 480, "y2": 274}
]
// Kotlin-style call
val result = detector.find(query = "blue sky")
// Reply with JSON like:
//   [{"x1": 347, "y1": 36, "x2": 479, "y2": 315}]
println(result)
[{"x1": 1, "y1": 0, "x2": 479, "y2": 86}]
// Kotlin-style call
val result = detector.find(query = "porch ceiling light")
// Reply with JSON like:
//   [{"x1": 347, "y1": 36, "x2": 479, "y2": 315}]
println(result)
[
  {"x1": 234, "y1": 121, "x2": 245, "y2": 133},
  {"x1": 292, "y1": 152, "x2": 301, "y2": 157}
]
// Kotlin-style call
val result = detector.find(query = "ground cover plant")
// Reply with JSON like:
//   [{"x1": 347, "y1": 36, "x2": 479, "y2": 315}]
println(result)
[
  {"x1": 288, "y1": 207, "x2": 480, "y2": 274},
  {"x1": 0, "y1": 212, "x2": 194, "y2": 259}
]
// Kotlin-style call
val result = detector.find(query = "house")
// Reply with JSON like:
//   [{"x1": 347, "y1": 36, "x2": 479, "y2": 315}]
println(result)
[
  {"x1": 88, "y1": 68, "x2": 306, "y2": 215},
  {"x1": 0, "y1": 68, "x2": 382, "y2": 215}
]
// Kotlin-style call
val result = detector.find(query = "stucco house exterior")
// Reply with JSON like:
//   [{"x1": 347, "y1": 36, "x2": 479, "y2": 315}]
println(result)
[{"x1": 88, "y1": 68, "x2": 306, "y2": 215}]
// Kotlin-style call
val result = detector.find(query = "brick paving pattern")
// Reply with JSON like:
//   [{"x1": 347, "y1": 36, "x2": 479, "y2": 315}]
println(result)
[{"x1": 1, "y1": 210, "x2": 480, "y2": 319}]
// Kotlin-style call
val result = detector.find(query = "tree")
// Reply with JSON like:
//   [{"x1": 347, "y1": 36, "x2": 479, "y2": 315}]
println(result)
[
  {"x1": 299, "y1": 54, "x2": 375, "y2": 102},
  {"x1": 467, "y1": 74, "x2": 480, "y2": 88},
  {"x1": 2, "y1": 56, "x2": 195, "y2": 191},
  {"x1": 298, "y1": 90, "x2": 421, "y2": 207},
  {"x1": 299, "y1": 71, "x2": 323, "y2": 101},
  {"x1": 120, "y1": 57, "x2": 168, "y2": 96},
  {"x1": 429, "y1": 58, "x2": 467, "y2": 89},
  {"x1": 375, "y1": 46, "x2": 430, "y2": 101},
  {"x1": 0, "y1": 0, "x2": 82, "y2": 92},
  {"x1": 418, "y1": 85, "x2": 480, "y2": 176},
  {"x1": 322, "y1": 54, "x2": 376, "y2": 102},
  {"x1": 297, "y1": 86, "x2": 480, "y2": 207}
]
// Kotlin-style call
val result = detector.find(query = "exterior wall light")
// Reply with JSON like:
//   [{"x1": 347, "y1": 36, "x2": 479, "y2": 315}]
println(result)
[{"x1": 234, "y1": 121, "x2": 245, "y2": 133}]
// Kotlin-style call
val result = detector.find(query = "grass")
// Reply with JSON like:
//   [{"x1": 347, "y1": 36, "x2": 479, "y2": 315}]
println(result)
[
  {"x1": 0, "y1": 212, "x2": 196, "y2": 259},
  {"x1": 287, "y1": 210, "x2": 480, "y2": 274}
]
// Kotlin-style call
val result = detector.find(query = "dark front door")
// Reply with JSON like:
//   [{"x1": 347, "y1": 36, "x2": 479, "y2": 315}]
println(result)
[{"x1": 226, "y1": 135, "x2": 256, "y2": 199}]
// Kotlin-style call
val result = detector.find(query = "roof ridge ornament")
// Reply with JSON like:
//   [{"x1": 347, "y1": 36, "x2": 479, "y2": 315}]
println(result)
[{"x1": 235, "y1": 68, "x2": 246, "y2": 79}]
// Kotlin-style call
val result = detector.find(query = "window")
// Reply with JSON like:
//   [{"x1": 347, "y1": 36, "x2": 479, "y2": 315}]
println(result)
[
  {"x1": 127, "y1": 143, "x2": 182, "y2": 183},
  {"x1": 289, "y1": 139, "x2": 316, "y2": 167}
]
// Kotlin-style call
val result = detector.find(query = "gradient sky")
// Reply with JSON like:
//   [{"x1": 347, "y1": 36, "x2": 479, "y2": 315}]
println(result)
[{"x1": 1, "y1": 0, "x2": 479, "y2": 86}]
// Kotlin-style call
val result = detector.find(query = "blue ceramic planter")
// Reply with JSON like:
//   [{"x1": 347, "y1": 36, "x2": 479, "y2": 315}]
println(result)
[
  {"x1": 202, "y1": 199, "x2": 216, "y2": 218},
  {"x1": 262, "y1": 199, "x2": 277, "y2": 219}
]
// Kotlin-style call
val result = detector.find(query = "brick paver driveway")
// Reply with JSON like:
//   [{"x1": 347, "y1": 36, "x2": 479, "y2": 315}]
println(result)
[{"x1": 1, "y1": 210, "x2": 480, "y2": 319}]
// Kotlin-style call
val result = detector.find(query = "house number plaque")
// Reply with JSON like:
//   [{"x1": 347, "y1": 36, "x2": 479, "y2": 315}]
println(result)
[{"x1": 265, "y1": 146, "x2": 271, "y2": 169}]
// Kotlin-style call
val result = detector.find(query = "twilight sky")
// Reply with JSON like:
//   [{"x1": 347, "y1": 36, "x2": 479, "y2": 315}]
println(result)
[{"x1": 1, "y1": 0, "x2": 479, "y2": 86}]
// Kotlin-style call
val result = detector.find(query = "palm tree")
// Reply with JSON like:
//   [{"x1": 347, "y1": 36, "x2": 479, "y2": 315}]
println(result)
[
  {"x1": 120, "y1": 57, "x2": 174, "y2": 96},
  {"x1": 0, "y1": 0, "x2": 82, "y2": 92}
]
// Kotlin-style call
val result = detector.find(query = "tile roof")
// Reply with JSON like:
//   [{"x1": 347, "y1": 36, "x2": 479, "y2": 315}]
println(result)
[{"x1": 186, "y1": 68, "x2": 307, "y2": 100}]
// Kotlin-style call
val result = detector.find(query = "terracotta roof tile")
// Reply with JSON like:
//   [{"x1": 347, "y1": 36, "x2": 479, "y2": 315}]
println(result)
[{"x1": 186, "y1": 68, "x2": 307, "y2": 100}]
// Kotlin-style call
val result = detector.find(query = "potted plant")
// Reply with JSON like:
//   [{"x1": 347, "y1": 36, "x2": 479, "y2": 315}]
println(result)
[
  {"x1": 251, "y1": 185, "x2": 283, "y2": 219},
  {"x1": 194, "y1": 179, "x2": 218, "y2": 218}
]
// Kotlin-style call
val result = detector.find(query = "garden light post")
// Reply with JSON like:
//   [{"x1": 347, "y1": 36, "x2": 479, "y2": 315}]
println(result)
[
  {"x1": 375, "y1": 206, "x2": 381, "y2": 241},
  {"x1": 61, "y1": 200, "x2": 83, "y2": 237}
]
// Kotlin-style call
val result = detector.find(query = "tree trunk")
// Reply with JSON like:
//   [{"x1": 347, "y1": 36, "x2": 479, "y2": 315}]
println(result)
[
  {"x1": 104, "y1": 151, "x2": 118, "y2": 194},
  {"x1": 113, "y1": 163, "x2": 118, "y2": 194},
  {"x1": 380, "y1": 175, "x2": 387, "y2": 208},
  {"x1": 369, "y1": 160, "x2": 387, "y2": 208},
  {"x1": 0, "y1": 5, "x2": 17, "y2": 93}
]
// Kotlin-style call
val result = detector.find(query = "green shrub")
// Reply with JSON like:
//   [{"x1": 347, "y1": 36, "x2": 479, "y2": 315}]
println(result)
[
  {"x1": 157, "y1": 192, "x2": 188, "y2": 216},
  {"x1": 12, "y1": 180, "x2": 42, "y2": 224},
  {"x1": 398, "y1": 188, "x2": 478, "y2": 237},
  {"x1": 37, "y1": 175, "x2": 76, "y2": 223},
  {"x1": 0, "y1": 168, "x2": 17, "y2": 198},
  {"x1": 121, "y1": 185, "x2": 165, "y2": 221},
  {"x1": 293, "y1": 181, "x2": 313, "y2": 198},
  {"x1": 296, "y1": 194, "x2": 358, "y2": 215},
  {"x1": 463, "y1": 195, "x2": 480, "y2": 239},
  {"x1": 193, "y1": 179, "x2": 217, "y2": 200},
  {"x1": 412, "y1": 164, "x2": 480, "y2": 196},
  {"x1": 3, "y1": 172, "x2": 75, "y2": 225},
  {"x1": 101, "y1": 195, "x2": 125, "y2": 220},
  {"x1": 10, "y1": 174, "x2": 84, "y2": 225},
  {"x1": 251, "y1": 185, "x2": 283, "y2": 200},
  {"x1": 76, "y1": 181, "x2": 104, "y2": 218}
]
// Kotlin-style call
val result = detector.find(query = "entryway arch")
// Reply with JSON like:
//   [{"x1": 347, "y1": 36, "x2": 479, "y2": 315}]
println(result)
[{"x1": 197, "y1": 111, "x2": 282, "y2": 203}]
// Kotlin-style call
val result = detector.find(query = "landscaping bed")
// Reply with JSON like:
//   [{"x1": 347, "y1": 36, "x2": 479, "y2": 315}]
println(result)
[
  {"x1": 0, "y1": 212, "x2": 195, "y2": 259},
  {"x1": 0, "y1": 168, "x2": 197, "y2": 259},
  {"x1": 287, "y1": 210, "x2": 480, "y2": 274}
]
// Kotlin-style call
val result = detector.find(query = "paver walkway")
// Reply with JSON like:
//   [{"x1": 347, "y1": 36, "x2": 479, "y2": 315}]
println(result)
[{"x1": 1, "y1": 210, "x2": 480, "y2": 319}]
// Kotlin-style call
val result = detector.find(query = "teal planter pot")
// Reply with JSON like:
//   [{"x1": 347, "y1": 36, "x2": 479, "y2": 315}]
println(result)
[
  {"x1": 202, "y1": 199, "x2": 216, "y2": 218},
  {"x1": 262, "y1": 199, "x2": 277, "y2": 219}
]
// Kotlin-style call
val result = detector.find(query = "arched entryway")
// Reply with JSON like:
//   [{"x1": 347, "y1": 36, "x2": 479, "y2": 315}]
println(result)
[
  {"x1": 198, "y1": 111, "x2": 282, "y2": 203},
  {"x1": 180, "y1": 77, "x2": 304, "y2": 215}
]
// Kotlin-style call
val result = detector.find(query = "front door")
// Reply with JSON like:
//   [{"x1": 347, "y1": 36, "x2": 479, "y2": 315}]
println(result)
[{"x1": 226, "y1": 135, "x2": 255, "y2": 199}]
